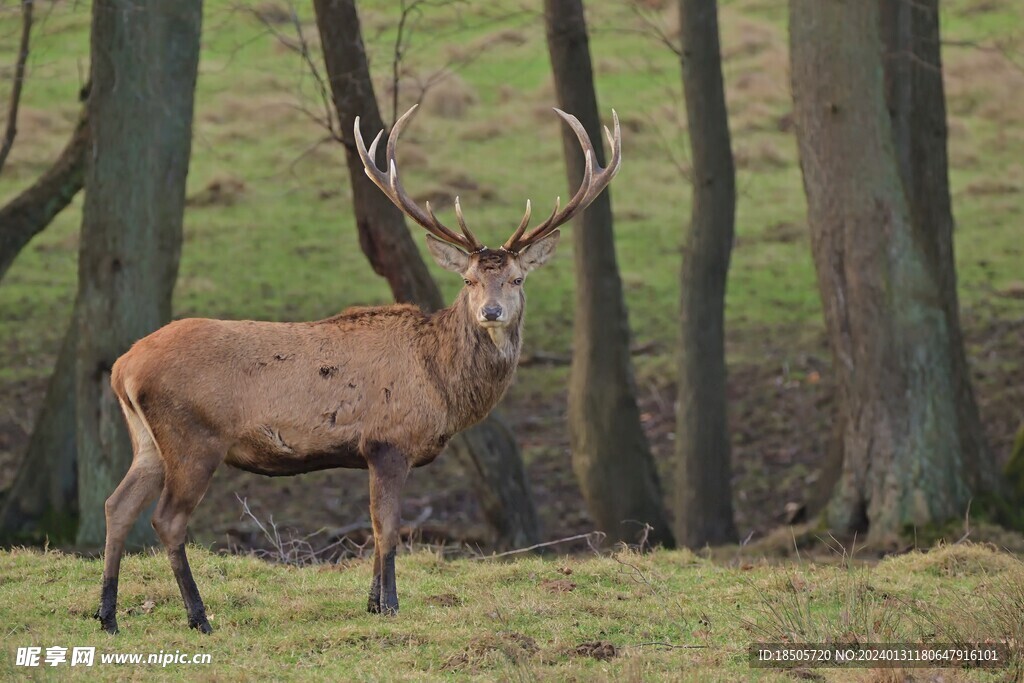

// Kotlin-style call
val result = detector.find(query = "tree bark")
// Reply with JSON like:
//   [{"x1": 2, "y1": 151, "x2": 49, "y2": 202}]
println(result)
[
  {"x1": 0, "y1": 94, "x2": 89, "y2": 542},
  {"x1": 878, "y1": 0, "x2": 1000, "y2": 496},
  {"x1": 74, "y1": 0, "x2": 202, "y2": 548},
  {"x1": 0, "y1": 318, "x2": 78, "y2": 542},
  {"x1": 790, "y1": 0, "x2": 973, "y2": 543},
  {"x1": 0, "y1": 106, "x2": 88, "y2": 282},
  {"x1": 544, "y1": 0, "x2": 674, "y2": 547},
  {"x1": 313, "y1": 0, "x2": 540, "y2": 549},
  {"x1": 675, "y1": 0, "x2": 738, "y2": 547}
]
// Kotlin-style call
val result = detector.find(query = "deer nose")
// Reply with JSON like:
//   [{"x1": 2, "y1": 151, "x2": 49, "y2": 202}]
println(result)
[{"x1": 482, "y1": 304, "x2": 503, "y2": 321}]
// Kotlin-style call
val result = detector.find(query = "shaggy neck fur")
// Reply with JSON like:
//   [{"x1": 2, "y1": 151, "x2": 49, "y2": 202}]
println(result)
[{"x1": 420, "y1": 288, "x2": 523, "y2": 432}]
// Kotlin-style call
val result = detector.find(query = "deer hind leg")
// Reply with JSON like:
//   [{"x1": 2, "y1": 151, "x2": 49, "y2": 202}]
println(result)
[
  {"x1": 150, "y1": 439, "x2": 222, "y2": 634},
  {"x1": 96, "y1": 403, "x2": 165, "y2": 635},
  {"x1": 366, "y1": 444, "x2": 409, "y2": 615},
  {"x1": 367, "y1": 546, "x2": 382, "y2": 613}
]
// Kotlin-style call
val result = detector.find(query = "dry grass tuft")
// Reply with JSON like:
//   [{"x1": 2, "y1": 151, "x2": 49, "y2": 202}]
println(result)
[
  {"x1": 945, "y1": 47, "x2": 1024, "y2": 125},
  {"x1": 735, "y1": 139, "x2": 790, "y2": 171},
  {"x1": 721, "y1": 17, "x2": 777, "y2": 62},
  {"x1": 912, "y1": 556, "x2": 1024, "y2": 679},
  {"x1": 879, "y1": 542, "x2": 1022, "y2": 577},
  {"x1": 201, "y1": 93, "x2": 300, "y2": 129}
]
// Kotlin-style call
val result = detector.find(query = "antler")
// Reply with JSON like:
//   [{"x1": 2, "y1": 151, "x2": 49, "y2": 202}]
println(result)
[
  {"x1": 501, "y1": 108, "x2": 621, "y2": 254},
  {"x1": 354, "y1": 105, "x2": 485, "y2": 253}
]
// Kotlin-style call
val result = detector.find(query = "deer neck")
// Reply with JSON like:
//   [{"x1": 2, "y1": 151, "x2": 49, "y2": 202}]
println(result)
[{"x1": 422, "y1": 290, "x2": 523, "y2": 432}]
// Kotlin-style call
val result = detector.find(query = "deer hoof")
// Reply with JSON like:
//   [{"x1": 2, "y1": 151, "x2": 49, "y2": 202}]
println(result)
[
  {"x1": 95, "y1": 610, "x2": 119, "y2": 635},
  {"x1": 189, "y1": 615, "x2": 213, "y2": 634}
]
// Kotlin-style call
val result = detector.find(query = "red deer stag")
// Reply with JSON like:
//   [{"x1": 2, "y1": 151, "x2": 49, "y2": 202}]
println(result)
[{"x1": 95, "y1": 104, "x2": 620, "y2": 633}]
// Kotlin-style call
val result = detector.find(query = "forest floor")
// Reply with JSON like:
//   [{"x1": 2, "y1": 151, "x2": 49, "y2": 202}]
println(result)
[{"x1": 2, "y1": 543, "x2": 1023, "y2": 680}]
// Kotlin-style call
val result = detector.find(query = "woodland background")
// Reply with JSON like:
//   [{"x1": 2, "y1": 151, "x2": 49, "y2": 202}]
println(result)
[{"x1": 0, "y1": 0, "x2": 1023, "y2": 556}]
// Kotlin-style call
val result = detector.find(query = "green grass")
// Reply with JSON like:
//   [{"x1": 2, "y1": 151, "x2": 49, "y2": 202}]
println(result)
[{"x1": 1, "y1": 543, "x2": 1021, "y2": 680}]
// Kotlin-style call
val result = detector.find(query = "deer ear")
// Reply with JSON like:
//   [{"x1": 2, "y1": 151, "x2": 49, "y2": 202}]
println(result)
[
  {"x1": 426, "y1": 234, "x2": 470, "y2": 273},
  {"x1": 519, "y1": 230, "x2": 560, "y2": 273}
]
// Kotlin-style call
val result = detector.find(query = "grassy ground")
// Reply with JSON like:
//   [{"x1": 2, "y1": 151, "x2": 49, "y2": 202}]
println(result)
[
  {"x1": 1, "y1": 542, "x2": 1022, "y2": 681},
  {"x1": 1, "y1": 1, "x2": 1023, "y2": 550}
]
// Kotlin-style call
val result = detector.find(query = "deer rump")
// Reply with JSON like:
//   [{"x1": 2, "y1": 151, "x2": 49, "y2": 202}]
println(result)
[{"x1": 113, "y1": 312, "x2": 454, "y2": 478}]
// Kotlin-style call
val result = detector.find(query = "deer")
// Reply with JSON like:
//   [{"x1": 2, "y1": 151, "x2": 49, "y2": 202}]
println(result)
[{"x1": 94, "y1": 104, "x2": 620, "y2": 634}]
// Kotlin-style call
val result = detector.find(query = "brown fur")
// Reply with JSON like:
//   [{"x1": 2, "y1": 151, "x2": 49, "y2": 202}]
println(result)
[{"x1": 95, "y1": 237, "x2": 557, "y2": 632}]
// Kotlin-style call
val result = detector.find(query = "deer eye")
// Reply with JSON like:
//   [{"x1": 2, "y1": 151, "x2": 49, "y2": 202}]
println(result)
[
  {"x1": 512, "y1": 277, "x2": 524, "y2": 286},
  {"x1": 463, "y1": 279, "x2": 473, "y2": 286}
]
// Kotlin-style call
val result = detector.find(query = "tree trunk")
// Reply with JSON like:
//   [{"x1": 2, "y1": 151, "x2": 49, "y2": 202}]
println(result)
[
  {"x1": 675, "y1": 0, "x2": 738, "y2": 547},
  {"x1": 544, "y1": 0, "x2": 674, "y2": 547},
  {"x1": 74, "y1": 0, "x2": 202, "y2": 548},
  {"x1": 0, "y1": 93, "x2": 90, "y2": 542},
  {"x1": 313, "y1": 0, "x2": 540, "y2": 549},
  {"x1": 790, "y1": 0, "x2": 973, "y2": 543},
  {"x1": 0, "y1": 318, "x2": 78, "y2": 542},
  {"x1": 879, "y1": 0, "x2": 1001, "y2": 496},
  {"x1": 0, "y1": 105, "x2": 88, "y2": 282}
]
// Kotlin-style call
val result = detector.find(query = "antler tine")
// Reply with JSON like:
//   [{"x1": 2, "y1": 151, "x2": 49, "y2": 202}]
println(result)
[
  {"x1": 354, "y1": 106, "x2": 479, "y2": 252},
  {"x1": 453, "y1": 197, "x2": 484, "y2": 252},
  {"x1": 502, "y1": 109, "x2": 622, "y2": 254},
  {"x1": 501, "y1": 200, "x2": 533, "y2": 252}
]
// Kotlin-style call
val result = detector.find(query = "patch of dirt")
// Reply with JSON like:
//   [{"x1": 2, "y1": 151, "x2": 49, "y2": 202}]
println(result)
[
  {"x1": 443, "y1": 632, "x2": 538, "y2": 671},
  {"x1": 571, "y1": 640, "x2": 617, "y2": 661},
  {"x1": 540, "y1": 578, "x2": 576, "y2": 593}
]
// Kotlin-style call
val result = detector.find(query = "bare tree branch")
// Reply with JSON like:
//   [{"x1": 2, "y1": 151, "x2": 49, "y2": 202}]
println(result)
[
  {"x1": 0, "y1": 101, "x2": 88, "y2": 282},
  {"x1": 0, "y1": 0, "x2": 33, "y2": 173},
  {"x1": 238, "y1": 0, "x2": 340, "y2": 142},
  {"x1": 624, "y1": 0, "x2": 681, "y2": 57}
]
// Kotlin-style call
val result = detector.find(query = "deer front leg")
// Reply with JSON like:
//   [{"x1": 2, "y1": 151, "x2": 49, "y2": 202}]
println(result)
[{"x1": 366, "y1": 444, "x2": 409, "y2": 615}]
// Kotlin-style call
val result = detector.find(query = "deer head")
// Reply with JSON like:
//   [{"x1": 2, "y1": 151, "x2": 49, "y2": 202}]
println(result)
[{"x1": 354, "y1": 105, "x2": 621, "y2": 339}]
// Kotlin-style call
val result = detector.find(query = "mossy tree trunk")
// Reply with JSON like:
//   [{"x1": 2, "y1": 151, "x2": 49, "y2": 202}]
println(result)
[
  {"x1": 544, "y1": 0, "x2": 674, "y2": 547},
  {"x1": 790, "y1": 0, "x2": 974, "y2": 543},
  {"x1": 0, "y1": 320, "x2": 78, "y2": 542},
  {"x1": 879, "y1": 0, "x2": 1001, "y2": 496},
  {"x1": 313, "y1": 0, "x2": 540, "y2": 549},
  {"x1": 74, "y1": 0, "x2": 202, "y2": 548},
  {"x1": 675, "y1": 0, "x2": 738, "y2": 548},
  {"x1": 0, "y1": 96, "x2": 89, "y2": 542}
]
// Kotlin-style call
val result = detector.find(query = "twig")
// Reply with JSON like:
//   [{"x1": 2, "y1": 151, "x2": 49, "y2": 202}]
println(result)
[
  {"x1": 623, "y1": 641, "x2": 708, "y2": 650},
  {"x1": 239, "y1": 0, "x2": 340, "y2": 142},
  {"x1": 388, "y1": 0, "x2": 485, "y2": 124},
  {"x1": 473, "y1": 531, "x2": 604, "y2": 560},
  {"x1": 956, "y1": 498, "x2": 972, "y2": 544},
  {"x1": 0, "y1": 0, "x2": 33, "y2": 173},
  {"x1": 624, "y1": 0, "x2": 681, "y2": 57}
]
